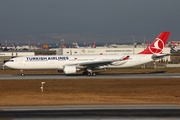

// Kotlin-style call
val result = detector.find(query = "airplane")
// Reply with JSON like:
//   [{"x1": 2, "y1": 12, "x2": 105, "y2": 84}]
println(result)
[
  {"x1": 168, "y1": 41, "x2": 180, "y2": 52},
  {"x1": 4, "y1": 32, "x2": 170, "y2": 76},
  {"x1": 171, "y1": 46, "x2": 180, "y2": 52}
]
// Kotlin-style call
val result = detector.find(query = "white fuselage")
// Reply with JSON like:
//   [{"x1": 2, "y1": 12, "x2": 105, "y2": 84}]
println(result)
[{"x1": 5, "y1": 54, "x2": 153, "y2": 70}]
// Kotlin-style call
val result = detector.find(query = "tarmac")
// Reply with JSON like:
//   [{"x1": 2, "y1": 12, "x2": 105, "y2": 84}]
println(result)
[
  {"x1": 1, "y1": 104, "x2": 180, "y2": 119},
  {"x1": 0, "y1": 73, "x2": 180, "y2": 80}
]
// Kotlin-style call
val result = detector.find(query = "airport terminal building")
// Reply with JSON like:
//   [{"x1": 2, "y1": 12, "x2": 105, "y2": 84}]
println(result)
[{"x1": 57, "y1": 46, "x2": 171, "y2": 62}]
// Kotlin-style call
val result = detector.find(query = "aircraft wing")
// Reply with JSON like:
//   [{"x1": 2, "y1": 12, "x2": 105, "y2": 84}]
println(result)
[{"x1": 77, "y1": 55, "x2": 130, "y2": 68}]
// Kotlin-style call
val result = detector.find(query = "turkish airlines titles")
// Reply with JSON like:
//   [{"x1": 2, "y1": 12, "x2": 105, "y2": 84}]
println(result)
[{"x1": 26, "y1": 56, "x2": 69, "y2": 61}]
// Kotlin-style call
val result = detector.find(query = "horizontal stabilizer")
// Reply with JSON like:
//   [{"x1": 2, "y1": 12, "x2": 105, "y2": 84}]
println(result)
[{"x1": 151, "y1": 54, "x2": 170, "y2": 60}]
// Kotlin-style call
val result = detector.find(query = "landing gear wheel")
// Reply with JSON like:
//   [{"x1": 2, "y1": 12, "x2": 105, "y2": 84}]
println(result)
[
  {"x1": 21, "y1": 73, "x2": 25, "y2": 76},
  {"x1": 83, "y1": 71, "x2": 87, "y2": 75},
  {"x1": 87, "y1": 72, "x2": 91, "y2": 76},
  {"x1": 92, "y1": 72, "x2": 96, "y2": 76},
  {"x1": 87, "y1": 72, "x2": 96, "y2": 76},
  {"x1": 20, "y1": 70, "x2": 24, "y2": 76}
]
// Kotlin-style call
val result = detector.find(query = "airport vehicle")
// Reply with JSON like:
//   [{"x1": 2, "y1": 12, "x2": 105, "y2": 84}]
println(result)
[{"x1": 4, "y1": 32, "x2": 170, "y2": 76}]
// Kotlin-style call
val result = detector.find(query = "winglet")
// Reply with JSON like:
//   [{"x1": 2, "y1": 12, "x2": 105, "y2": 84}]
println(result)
[
  {"x1": 139, "y1": 32, "x2": 170, "y2": 54},
  {"x1": 122, "y1": 55, "x2": 130, "y2": 60}
]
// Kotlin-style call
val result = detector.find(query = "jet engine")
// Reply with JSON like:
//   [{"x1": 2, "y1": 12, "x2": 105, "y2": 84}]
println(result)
[{"x1": 63, "y1": 66, "x2": 76, "y2": 74}]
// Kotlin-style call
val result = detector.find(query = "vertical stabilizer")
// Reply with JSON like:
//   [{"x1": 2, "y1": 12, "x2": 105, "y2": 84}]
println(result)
[{"x1": 139, "y1": 32, "x2": 170, "y2": 54}]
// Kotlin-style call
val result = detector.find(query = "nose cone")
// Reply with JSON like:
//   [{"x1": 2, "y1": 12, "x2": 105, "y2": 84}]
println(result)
[
  {"x1": 4, "y1": 62, "x2": 10, "y2": 68},
  {"x1": 4, "y1": 61, "x2": 15, "y2": 69}
]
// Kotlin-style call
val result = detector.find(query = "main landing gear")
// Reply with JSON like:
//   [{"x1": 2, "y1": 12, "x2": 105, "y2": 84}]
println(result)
[{"x1": 83, "y1": 69, "x2": 96, "y2": 76}]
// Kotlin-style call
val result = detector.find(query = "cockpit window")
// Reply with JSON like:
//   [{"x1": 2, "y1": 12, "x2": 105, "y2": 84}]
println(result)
[{"x1": 8, "y1": 60, "x2": 14, "y2": 62}]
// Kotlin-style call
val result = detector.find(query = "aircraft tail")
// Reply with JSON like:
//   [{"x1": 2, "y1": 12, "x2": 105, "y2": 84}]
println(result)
[
  {"x1": 139, "y1": 32, "x2": 170, "y2": 54},
  {"x1": 92, "y1": 42, "x2": 96, "y2": 48}
]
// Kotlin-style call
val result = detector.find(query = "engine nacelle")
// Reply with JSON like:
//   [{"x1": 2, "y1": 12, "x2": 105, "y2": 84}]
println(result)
[{"x1": 63, "y1": 66, "x2": 77, "y2": 74}]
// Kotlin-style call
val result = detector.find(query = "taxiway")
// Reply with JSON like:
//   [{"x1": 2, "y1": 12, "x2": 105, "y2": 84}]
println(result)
[{"x1": 0, "y1": 105, "x2": 180, "y2": 119}]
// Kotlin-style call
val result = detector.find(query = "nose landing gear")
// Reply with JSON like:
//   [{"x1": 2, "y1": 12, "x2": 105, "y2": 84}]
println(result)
[{"x1": 20, "y1": 70, "x2": 25, "y2": 76}]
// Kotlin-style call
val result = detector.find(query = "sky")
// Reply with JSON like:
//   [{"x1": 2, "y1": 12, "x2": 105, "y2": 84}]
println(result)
[{"x1": 0, "y1": 0, "x2": 180, "y2": 42}]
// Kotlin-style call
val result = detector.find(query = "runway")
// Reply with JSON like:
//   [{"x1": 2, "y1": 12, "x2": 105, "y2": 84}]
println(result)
[
  {"x1": 0, "y1": 73, "x2": 180, "y2": 80},
  {"x1": 0, "y1": 105, "x2": 180, "y2": 119}
]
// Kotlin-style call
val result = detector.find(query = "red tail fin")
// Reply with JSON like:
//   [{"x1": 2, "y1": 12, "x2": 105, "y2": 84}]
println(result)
[{"x1": 139, "y1": 32, "x2": 170, "y2": 54}]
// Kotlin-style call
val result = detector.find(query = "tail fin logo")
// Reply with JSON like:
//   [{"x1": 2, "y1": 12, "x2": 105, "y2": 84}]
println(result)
[
  {"x1": 139, "y1": 32, "x2": 170, "y2": 54},
  {"x1": 149, "y1": 38, "x2": 164, "y2": 54}
]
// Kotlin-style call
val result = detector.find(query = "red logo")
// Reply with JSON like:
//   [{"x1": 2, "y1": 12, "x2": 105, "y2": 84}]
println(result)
[{"x1": 149, "y1": 38, "x2": 164, "y2": 54}]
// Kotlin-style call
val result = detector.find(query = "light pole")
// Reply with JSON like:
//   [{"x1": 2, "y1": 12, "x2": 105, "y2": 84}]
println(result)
[
  {"x1": 132, "y1": 35, "x2": 135, "y2": 54},
  {"x1": 28, "y1": 40, "x2": 31, "y2": 52},
  {"x1": 143, "y1": 35, "x2": 146, "y2": 49},
  {"x1": 142, "y1": 35, "x2": 146, "y2": 68},
  {"x1": 5, "y1": 40, "x2": 7, "y2": 47},
  {"x1": 60, "y1": 39, "x2": 64, "y2": 55}
]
